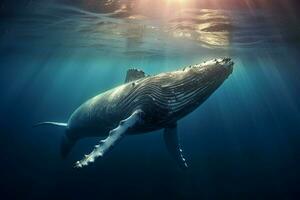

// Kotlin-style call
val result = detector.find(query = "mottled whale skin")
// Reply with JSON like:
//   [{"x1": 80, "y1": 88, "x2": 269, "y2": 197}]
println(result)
[{"x1": 36, "y1": 58, "x2": 234, "y2": 169}]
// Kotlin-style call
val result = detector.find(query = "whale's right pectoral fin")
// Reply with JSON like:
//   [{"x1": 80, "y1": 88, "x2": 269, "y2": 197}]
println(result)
[
  {"x1": 74, "y1": 109, "x2": 145, "y2": 168},
  {"x1": 164, "y1": 123, "x2": 188, "y2": 170}
]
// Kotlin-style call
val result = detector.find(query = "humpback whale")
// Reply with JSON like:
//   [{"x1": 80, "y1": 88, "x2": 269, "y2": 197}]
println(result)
[{"x1": 35, "y1": 58, "x2": 234, "y2": 169}]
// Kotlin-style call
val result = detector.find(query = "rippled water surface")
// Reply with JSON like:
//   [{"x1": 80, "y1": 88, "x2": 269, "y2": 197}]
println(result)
[{"x1": 1, "y1": 0, "x2": 299, "y2": 199}]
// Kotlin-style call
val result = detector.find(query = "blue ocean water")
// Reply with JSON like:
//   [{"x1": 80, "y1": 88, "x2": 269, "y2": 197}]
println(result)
[{"x1": 1, "y1": 1, "x2": 300, "y2": 199}]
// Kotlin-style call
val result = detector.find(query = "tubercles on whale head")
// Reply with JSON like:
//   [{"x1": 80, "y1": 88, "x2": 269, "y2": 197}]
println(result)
[
  {"x1": 200, "y1": 57, "x2": 233, "y2": 71},
  {"x1": 218, "y1": 57, "x2": 234, "y2": 73},
  {"x1": 190, "y1": 57, "x2": 234, "y2": 78}
]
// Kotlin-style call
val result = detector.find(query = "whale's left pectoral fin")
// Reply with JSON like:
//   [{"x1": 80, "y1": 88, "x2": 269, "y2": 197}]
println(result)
[
  {"x1": 164, "y1": 123, "x2": 188, "y2": 169},
  {"x1": 75, "y1": 109, "x2": 145, "y2": 168}
]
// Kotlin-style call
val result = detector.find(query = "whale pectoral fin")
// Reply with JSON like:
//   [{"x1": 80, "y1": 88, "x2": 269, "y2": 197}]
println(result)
[
  {"x1": 74, "y1": 109, "x2": 145, "y2": 168},
  {"x1": 163, "y1": 123, "x2": 188, "y2": 170}
]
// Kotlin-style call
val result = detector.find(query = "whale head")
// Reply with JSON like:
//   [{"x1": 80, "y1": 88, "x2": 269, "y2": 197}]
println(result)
[
  {"x1": 165, "y1": 58, "x2": 234, "y2": 118},
  {"x1": 194, "y1": 57, "x2": 234, "y2": 77}
]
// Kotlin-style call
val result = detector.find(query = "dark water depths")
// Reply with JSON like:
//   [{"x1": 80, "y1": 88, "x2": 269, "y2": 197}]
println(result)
[{"x1": 1, "y1": 0, "x2": 300, "y2": 199}]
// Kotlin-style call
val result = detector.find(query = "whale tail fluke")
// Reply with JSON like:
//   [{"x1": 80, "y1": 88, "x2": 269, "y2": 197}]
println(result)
[{"x1": 34, "y1": 121, "x2": 74, "y2": 158}]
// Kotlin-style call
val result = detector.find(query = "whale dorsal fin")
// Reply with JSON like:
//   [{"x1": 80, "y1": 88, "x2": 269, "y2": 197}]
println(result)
[
  {"x1": 125, "y1": 68, "x2": 146, "y2": 83},
  {"x1": 163, "y1": 123, "x2": 188, "y2": 170}
]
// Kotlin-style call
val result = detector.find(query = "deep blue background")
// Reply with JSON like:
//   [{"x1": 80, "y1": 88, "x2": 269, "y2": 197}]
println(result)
[{"x1": 0, "y1": 1, "x2": 300, "y2": 199}]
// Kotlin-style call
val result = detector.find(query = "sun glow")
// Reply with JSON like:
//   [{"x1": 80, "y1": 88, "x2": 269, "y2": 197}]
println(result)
[
  {"x1": 163, "y1": 0, "x2": 193, "y2": 8},
  {"x1": 165, "y1": 0, "x2": 189, "y2": 4},
  {"x1": 81, "y1": 0, "x2": 233, "y2": 49}
]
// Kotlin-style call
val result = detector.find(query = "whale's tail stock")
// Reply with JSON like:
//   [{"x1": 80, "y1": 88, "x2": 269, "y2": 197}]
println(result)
[{"x1": 33, "y1": 121, "x2": 75, "y2": 159}]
